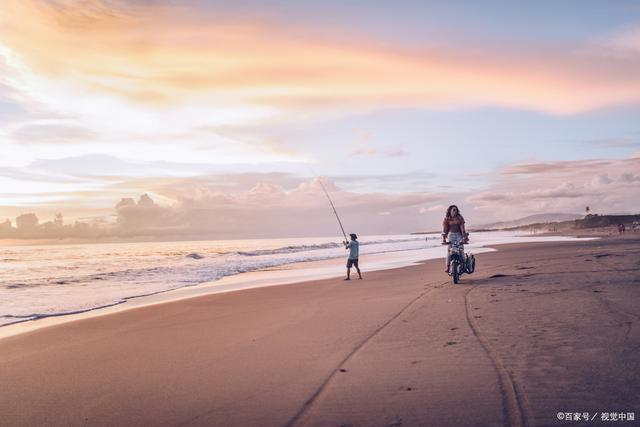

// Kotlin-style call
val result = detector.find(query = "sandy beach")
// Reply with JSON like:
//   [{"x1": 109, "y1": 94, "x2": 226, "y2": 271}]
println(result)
[{"x1": 1, "y1": 236, "x2": 639, "y2": 427}]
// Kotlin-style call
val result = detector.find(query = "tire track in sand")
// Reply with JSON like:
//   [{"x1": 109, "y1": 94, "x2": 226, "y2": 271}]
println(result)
[
  {"x1": 285, "y1": 280, "x2": 449, "y2": 427},
  {"x1": 465, "y1": 287, "x2": 531, "y2": 427}
]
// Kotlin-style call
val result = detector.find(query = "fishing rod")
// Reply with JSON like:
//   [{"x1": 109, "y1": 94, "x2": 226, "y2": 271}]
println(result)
[{"x1": 316, "y1": 175, "x2": 348, "y2": 243}]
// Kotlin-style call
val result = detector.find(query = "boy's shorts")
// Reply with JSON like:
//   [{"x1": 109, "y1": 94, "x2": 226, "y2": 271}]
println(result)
[{"x1": 347, "y1": 258, "x2": 359, "y2": 268}]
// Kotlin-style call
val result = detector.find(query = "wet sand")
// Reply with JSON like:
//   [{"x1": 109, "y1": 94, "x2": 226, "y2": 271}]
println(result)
[{"x1": 1, "y1": 236, "x2": 639, "y2": 426}]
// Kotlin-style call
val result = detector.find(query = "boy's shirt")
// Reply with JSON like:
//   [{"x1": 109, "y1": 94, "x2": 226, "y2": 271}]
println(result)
[{"x1": 346, "y1": 240, "x2": 359, "y2": 259}]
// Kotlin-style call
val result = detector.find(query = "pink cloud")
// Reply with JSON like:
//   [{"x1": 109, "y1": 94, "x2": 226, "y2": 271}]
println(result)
[
  {"x1": 99, "y1": 178, "x2": 444, "y2": 238},
  {"x1": 466, "y1": 155, "x2": 640, "y2": 217},
  {"x1": 595, "y1": 25, "x2": 640, "y2": 55},
  {"x1": 2, "y1": 157, "x2": 638, "y2": 241}
]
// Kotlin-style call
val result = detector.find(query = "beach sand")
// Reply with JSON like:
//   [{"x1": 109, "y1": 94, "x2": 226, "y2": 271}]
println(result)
[{"x1": 1, "y1": 236, "x2": 639, "y2": 427}]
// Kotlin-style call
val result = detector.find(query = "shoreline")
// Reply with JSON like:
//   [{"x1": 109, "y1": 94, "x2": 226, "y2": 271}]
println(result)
[
  {"x1": 0, "y1": 234, "x2": 594, "y2": 340},
  {"x1": 1, "y1": 235, "x2": 638, "y2": 426},
  {"x1": 0, "y1": 249, "x2": 433, "y2": 339},
  {"x1": 0, "y1": 242, "x2": 484, "y2": 340}
]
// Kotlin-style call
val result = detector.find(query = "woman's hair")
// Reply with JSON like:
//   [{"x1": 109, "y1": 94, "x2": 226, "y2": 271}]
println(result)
[{"x1": 446, "y1": 205, "x2": 461, "y2": 219}]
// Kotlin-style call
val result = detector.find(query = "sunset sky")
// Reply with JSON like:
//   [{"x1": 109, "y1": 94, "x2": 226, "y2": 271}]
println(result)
[{"x1": 1, "y1": 0, "x2": 639, "y2": 238}]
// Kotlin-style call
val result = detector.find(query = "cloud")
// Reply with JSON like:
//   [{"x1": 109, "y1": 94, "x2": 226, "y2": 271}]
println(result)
[
  {"x1": 112, "y1": 177, "x2": 443, "y2": 238},
  {"x1": 144, "y1": 172, "x2": 306, "y2": 199},
  {"x1": 595, "y1": 25, "x2": 640, "y2": 56},
  {"x1": 591, "y1": 174, "x2": 613, "y2": 187},
  {"x1": 3, "y1": 151, "x2": 639, "y2": 240},
  {"x1": 467, "y1": 192, "x2": 510, "y2": 203},
  {"x1": 10, "y1": 122, "x2": 96, "y2": 144},
  {"x1": 466, "y1": 155, "x2": 640, "y2": 217},
  {"x1": 525, "y1": 182, "x2": 587, "y2": 199},
  {"x1": 419, "y1": 204, "x2": 446, "y2": 214},
  {"x1": 618, "y1": 172, "x2": 640, "y2": 183},
  {"x1": 1, "y1": 0, "x2": 640, "y2": 116},
  {"x1": 257, "y1": 137, "x2": 301, "y2": 158},
  {"x1": 501, "y1": 159, "x2": 613, "y2": 175},
  {"x1": 585, "y1": 137, "x2": 639, "y2": 148},
  {"x1": 348, "y1": 130, "x2": 406, "y2": 157},
  {"x1": 114, "y1": 193, "x2": 183, "y2": 234},
  {"x1": 1, "y1": 177, "x2": 447, "y2": 239},
  {"x1": 350, "y1": 145, "x2": 406, "y2": 157},
  {"x1": 330, "y1": 171, "x2": 436, "y2": 193}
]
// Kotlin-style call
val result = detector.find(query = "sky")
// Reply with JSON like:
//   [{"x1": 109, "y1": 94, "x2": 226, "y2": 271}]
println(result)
[{"x1": 0, "y1": 0, "x2": 639, "y2": 239}]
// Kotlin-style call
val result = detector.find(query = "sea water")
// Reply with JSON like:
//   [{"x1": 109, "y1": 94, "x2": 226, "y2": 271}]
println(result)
[{"x1": 0, "y1": 231, "x2": 590, "y2": 327}]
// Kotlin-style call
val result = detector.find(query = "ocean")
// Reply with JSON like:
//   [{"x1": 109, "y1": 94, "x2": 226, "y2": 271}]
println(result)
[{"x1": 0, "y1": 231, "x2": 590, "y2": 327}]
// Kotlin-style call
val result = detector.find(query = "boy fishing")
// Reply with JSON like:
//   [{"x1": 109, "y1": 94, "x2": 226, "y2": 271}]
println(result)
[
  {"x1": 344, "y1": 233, "x2": 362, "y2": 280},
  {"x1": 314, "y1": 176, "x2": 361, "y2": 280}
]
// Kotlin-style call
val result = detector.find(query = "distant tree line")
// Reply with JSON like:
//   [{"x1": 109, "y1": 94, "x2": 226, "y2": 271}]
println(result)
[{"x1": 0, "y1": 213, "x2": 107, "y2": 239}]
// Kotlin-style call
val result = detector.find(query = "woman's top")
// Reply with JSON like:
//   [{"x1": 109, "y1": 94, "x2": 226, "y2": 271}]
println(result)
[{"x1": 443, "y1": 214, "x2": 465, "y2": 234}]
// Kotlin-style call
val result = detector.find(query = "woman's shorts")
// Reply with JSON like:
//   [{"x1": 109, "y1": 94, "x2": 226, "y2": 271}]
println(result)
[{"x1": 347, "y1": 258, "x2": 359, "y2": 268}]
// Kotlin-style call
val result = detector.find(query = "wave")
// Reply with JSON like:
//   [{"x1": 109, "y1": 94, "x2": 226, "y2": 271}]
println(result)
[
  {"x1": 0, "y1": 235, "x2": 435, "y2": 327},
  {"x1": 237, "y1": 242, "x2": 341, "y2": 256},
  {"x1": 0, "y1": 244, "x2": 435, "y2": 327},
  {"x1": 0, "y1": 300, "x2": 128, "y2": 327},
  {"x1": 361, "y1": 237, "x2": 428, "y2": 246},
  {"x1": 186, "y1": 252, "x2": 204, "y2": 259},
  {"x1": 236, "y1": 236, "x2": 426, "y2": 257},
  {"x1": 2, "y1": 237, "x2": 432, "y2": 293}
]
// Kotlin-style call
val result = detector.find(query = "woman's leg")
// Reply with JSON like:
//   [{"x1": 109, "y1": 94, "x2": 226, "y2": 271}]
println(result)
[{"x1": 447, "y1": 233, "x2": 463, "y2": 271}]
